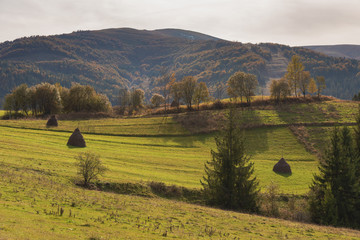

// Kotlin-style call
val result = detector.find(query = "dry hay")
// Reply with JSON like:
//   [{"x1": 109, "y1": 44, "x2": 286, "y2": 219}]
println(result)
[
  {"x1": 46, "y1": 115, "x2": 58, "y2": 127},
  {"x1": 67, "y1": 128, "x2": 86, "y2": 147},
  {"x1": 273, "y1": 158, "x2": 292, "y2": 174}
]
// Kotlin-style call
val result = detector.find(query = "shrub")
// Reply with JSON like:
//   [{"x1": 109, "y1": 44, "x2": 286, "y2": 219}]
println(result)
[{"x1": 75, "y1": 152, "x2": 107, "y2": 187}]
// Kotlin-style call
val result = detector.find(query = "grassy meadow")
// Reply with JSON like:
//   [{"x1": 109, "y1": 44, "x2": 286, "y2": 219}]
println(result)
[
  {"x1": 0, "y1": 119, "x2": 316, "y2": 193},
  {"x1": 1, "y1": 99, "x2": 360, "y2": 239}
]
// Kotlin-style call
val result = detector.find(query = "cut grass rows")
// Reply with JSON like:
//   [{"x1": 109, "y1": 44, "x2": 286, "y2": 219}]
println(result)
[{"x1": 0, "y1": 124, "x2": 317, "y2": 194}]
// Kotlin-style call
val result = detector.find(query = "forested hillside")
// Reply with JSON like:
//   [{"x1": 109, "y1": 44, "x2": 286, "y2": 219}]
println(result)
[{"x1": 1, "y1": 28, "x2": 359, "y2": 107}]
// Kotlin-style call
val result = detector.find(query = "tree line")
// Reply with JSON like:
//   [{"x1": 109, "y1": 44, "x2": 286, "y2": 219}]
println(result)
[
  {"x1": 118, "y1": 70, "x2": 259, "y2": 115},
  {"x1": 4, "y1": 83, "x2": 112, "y2": 116},
  {"x1": 270, "y1": 55, "x2": 326, "y2": 102}
]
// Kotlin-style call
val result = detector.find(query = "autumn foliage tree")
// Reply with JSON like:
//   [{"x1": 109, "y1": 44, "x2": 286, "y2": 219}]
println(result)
[
  {"x1": 193, "y1": 82, "x2": 210, "y2": 110},
  {"x1": 227, "y1": 71, "x2": 258, "y2": 104},
  {"x1": 286, "y1": 55, "x2": 304, "y2": 97},
  {"x1": 270, "y1": 78, "x2": 290, "y2": 102}
]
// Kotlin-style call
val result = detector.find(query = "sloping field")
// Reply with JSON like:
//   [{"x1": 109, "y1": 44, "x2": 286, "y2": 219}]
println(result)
[
  {"x1": 1, "y1": 163, "x2": 359, "y2": 239},
  {"x1": 0, "y1": 122, "x2": 316, "y2": 193}
]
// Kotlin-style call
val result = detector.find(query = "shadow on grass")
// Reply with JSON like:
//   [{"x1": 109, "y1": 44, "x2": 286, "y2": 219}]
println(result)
[
  {"x1": 67, "y1": 145, "x2": 86, "y2": 149},
  {"x1": 274, "y1": 172, "x2": 292, "y2": 178}
]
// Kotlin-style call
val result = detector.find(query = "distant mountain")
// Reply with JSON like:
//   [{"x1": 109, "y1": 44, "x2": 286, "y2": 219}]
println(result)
[
  {"x1": 154, "y1": 29, "x2": 222, "y2": 41},
  {"x1": 0, "y1": 28, "x2": 360, "y2": 107},
  {"x1": 304, "y1": 44, "x2": 360, "y2": 60}
]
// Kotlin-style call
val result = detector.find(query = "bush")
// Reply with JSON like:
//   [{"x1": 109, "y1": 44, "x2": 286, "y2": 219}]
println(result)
[{"x1": 75, "y1": 152, "x2": 107, "y2": 187}]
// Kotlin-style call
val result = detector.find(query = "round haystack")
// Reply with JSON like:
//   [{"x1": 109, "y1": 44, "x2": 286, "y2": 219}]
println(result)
[
  {"x1": 67, "y1": 128, "x2": 86, "y2": 147},
  {"x1": 273, "y1": 158, "x2": 292, "y2": 174},
  {"x1": 46, "y1": 115, "x2": 58, "y2": 127}
]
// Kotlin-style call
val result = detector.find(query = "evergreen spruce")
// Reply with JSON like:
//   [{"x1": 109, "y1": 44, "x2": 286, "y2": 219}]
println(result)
[
  {"x1": 201, "y1": 107, "x2": 259, "y2": 212},
  {"x1": 309, "y1": 127, "x2": 360, "y2": 228}
]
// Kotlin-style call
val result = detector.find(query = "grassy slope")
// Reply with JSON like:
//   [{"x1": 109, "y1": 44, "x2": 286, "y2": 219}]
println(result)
[
  {"x1": 1, "y1": 99, "x2": 360, "y2": 239},
  {"x1": 1, "y1": 163, "x2": 359, "y2": 239},
  {"x1": 0, "y1": 120, "x2": 316, "y2": 194}
]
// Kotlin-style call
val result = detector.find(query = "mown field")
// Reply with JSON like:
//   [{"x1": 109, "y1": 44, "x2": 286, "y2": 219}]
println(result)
[
  {"x1": 0, "y1": 120, "x2": 316, "y2": 193},
  {"x1": 1, "y1": 99, "x2": 360, "y2": 239}
]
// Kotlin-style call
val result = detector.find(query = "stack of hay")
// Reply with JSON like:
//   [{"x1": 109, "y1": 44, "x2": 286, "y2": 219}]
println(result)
[
  {"x1": 67, "y1": 128, "x2": 86, "y2": 147},
  {"x1": 46, "y1": 115, "x2": 58, "y2": 127},
  {"x1": 273, "y1": 158, "x2": 292, "y2": 174}
]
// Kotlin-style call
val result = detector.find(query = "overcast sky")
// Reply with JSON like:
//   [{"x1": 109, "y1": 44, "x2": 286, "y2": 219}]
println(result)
[{"x1": 1, "y1": 0, "x2": 360, "y2": 46}]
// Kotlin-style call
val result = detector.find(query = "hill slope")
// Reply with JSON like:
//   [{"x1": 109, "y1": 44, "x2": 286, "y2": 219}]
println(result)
[
  {"x1": 1, "y1": 28, "x2": 360, "y2": 106},
  {"x1": 304, "y1": 44, "x2": 360, "y2": 60}
]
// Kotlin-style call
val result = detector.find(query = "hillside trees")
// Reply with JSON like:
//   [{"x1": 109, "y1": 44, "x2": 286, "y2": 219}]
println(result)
[
  {"x1": 270, "y1": 78, "x2": 290, "y2": 102},
  {"x1": 193, "y1": 82, "x2": 210, "y2": 110},
  {"x1": 316, "y1": 76, "x2": 326, "y2": 98},
  {"x1": 286, "y1": 55, "x2": 304, "y2": 96},
  {"x1": 227, "y1": 71, "x2": 258, "y2": 104},
  {"x1": 156, "y1": 70, "x2": 176, "y2": 112},
  {"x1": 3, "y1": 83, "x2": 112, "y2": 116},
  {"x1": 150, "y1": 93, "x2": 165, "y2": 107},
  {"x1": 298, "y1": 71, "x2": 311, "y2": 98},
  {"x1": 181, "y1": 76, "x2": 197, "y2": 109},
  {"x1": 308, "y1": 78, "x2": 318, "y2": 96},
  {"x1": 309, "y1": 126, "x2": 360, "y2": 228},
  {"x1": 201, "y1": 107, "x2": 259, "y2": 212}
]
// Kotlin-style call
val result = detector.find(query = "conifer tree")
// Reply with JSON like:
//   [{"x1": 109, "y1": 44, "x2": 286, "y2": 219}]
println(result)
[
  {"x1": 309, "y1": 127, "x2": 360, "y2": 228},
  {"x1": 201, "y1": 107, "x2": 259, "y2": 212}
]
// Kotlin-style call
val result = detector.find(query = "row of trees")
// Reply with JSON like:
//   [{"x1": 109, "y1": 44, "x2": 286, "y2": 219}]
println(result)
[
  {"x1": 4, "y1": 83, "x2": 112, "y2": 115},
  {"x1": 144, "y1": 70, "x2": 258, "y2": 114},
  {"x1": 121, "y1": 74, "x2": 211, "y2": 113},
  {"x1": 270, "y1": 55, "x2": 326, "y2": 101}
]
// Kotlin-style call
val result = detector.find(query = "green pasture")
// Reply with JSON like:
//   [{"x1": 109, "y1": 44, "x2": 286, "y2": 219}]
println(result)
[
  {"x1": 1, "y1": 163, "x2": 358, "y2": 239},
  {"x1": 0, "y1": 116, "x2": 188, "y2": 136},
  {"x1": 0, "y1": 122, "x2": 317, "y2": 194}
]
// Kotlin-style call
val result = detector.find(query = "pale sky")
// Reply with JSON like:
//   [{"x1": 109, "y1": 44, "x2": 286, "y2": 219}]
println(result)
[{"x1": 1, "y1": 0, "x2": 360, "y2": 46}]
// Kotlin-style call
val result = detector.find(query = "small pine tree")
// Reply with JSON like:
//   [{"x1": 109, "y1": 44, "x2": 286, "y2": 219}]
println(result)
[{"x1": 201, "y1": 107, "x2": 259, "y2": 212}]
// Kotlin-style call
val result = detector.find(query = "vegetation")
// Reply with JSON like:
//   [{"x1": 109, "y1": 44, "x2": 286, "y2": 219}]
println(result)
[
  {"x1": 4, "y1": 83, "x2": 111, "y2": 116},
  {"x1": 2, "y1": 94, "x2": 360, "y2": 237},
  {"x1": 75, "y1": 152, "x2": 107, "y2": 187},
  {"x1": 309, "y1": 127, "x2": 360, "y2": 228},
  {"x1": 202, "y1": 108, "x2": 259, "y2": 212},
  {"x1": 1, "y1": 28, "x2": 359, "y2": 109},
  {"x1": 270, "y1": 77, "x2": 290, "y2": 102},
  {"x1": 227, "y1": 71, "x2": 258, "y2": 104}
]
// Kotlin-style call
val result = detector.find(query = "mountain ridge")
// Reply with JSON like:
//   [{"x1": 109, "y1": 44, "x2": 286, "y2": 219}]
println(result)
[{"x1": 0, "y1": 27, "x2": 359, "y2": 106}]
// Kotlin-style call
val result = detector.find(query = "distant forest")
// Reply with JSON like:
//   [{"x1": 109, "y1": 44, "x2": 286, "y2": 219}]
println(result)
[{"x1": 0, "y1": 28, "x2": 359, "y2": 107}]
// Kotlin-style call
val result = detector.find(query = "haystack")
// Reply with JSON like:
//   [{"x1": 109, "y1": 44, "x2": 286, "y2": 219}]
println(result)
[
  {"x1": 46, "y1": 115, "x2": 58, "y2": 127},
  {"x1": 273, "y1": 158, "x2": 292, "y2": 174},
  {"x1": 67, "y1": 128, "x2": 86, "y2": 147}
]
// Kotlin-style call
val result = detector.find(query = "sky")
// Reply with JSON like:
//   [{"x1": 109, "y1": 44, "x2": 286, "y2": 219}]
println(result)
[{"x1": 1, "y1": 0, "x2": 360, "y2": 46}]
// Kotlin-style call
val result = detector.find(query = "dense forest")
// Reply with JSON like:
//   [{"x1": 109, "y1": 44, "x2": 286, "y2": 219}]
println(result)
[{"x1": 0, "y1": 28, "x2": 359, "y2": 107}]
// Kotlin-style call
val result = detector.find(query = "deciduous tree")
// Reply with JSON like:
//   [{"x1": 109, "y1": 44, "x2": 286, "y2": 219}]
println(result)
[
  {"x1": 180, "y1": 76, "x2": 197, "y2": 110},
  {"x1": 316, "y1": 76, "x2": 326, "y2": 98},
  {"x1": 193, "y1": 82, "x2": 209, "y2": 110},
  {"x1": 286, "y1": 55, "x2": 304, "y2": 97}
]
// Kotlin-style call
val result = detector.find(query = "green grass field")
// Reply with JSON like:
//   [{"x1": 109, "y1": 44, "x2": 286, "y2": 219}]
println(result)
[
  {"x1": 1, "y1": 161, "x2": 359, "y2": 239},
  {"x1": 0, "y1": 122, "x2": 316, "y2": 194},
  {"x1": 1, "y1": 99, "x2": 360, "y2": 239}
]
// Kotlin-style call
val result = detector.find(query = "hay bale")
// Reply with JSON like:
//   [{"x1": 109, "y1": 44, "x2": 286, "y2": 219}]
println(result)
[
  {"x1": 46, "y1": 115, "x2": 58, "y2": 127},
  {"x1": 273, "y1": 158, "x2": 292, "y2": 174},
  {"x1": 67, "y1": 128, "x2": 86, "y2": 147}
]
